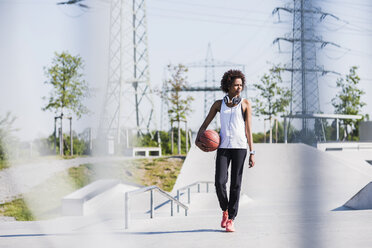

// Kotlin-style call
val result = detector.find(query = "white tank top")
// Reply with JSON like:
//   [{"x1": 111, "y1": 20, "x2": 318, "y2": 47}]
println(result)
[{"x1": 219, "y1": 99, "x2": 248, "y2": 149}]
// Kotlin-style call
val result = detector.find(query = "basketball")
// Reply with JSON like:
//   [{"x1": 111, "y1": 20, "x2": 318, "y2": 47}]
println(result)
[{"x1": 199, "y1": 129, "x2": 220, "y2": 151}]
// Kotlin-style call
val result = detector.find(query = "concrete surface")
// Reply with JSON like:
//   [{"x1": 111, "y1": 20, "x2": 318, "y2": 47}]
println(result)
[
  {"x1": 1, "y1": 143, "x2": 372, "y2": 248},
  {"x1": 62, "y1": 179, "x2": 120, "y2": 216}
]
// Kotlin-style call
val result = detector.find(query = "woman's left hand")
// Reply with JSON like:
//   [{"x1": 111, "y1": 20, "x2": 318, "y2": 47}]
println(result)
[{"x1": 249, "y1": 154, "x2": 255, "y2": 168}]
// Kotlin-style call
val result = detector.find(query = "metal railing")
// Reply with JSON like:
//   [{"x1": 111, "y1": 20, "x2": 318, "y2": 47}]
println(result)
[
  {"x1": 125, "y1": 185, "x2": 188, "y2": 229},
  {"x1": 176, "y1": 181, "x2": 214, "y2": 212}
]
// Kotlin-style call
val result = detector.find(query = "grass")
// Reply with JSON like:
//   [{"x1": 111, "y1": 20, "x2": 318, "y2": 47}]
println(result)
[
  {"x1": 62, "y1": 155, "x2": 88, "y2": 160},
  {"x1": 63, "y1": 156, "x2": 185, "y2": 192},
  {"x1": 0, "y1": 169, "x2": 84, "y2": 221},
  {"x1": 136, "y1": 157, "x2": 184, "y2": 192},
  {"x1": 0, "y1": 198, "x2": 34, "y2": 221},
  {"x1": 64, "y1": 156, "x2": 185, "y2": 192},
  {"x1": 0, "y1": 160, "x2": 9, "y2": 170},
  {"x1": 68, "y1": 163, "x2": 95, "y2": 188}
]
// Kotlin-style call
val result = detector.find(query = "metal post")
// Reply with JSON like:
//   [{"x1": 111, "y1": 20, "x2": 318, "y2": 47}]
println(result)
[
  {"x1": 185, "y1": 121, "x2": 188, "y2": 153},
  {"x1": 177, "y1": 190, "x2": 180, "y2": 213},
  {"x1": 171, "y1": 122, "x2": 174, "y2": 154},
  {"x1": 125, "y1": 192, "x2": 129, "y2": 229},
  {"x1": 187, "y1": 188, "x2": 191, "y2": 204},
  {"x1": 70, "y1": 117, "x2": 73, "y2": 156},
  {"x1": 178, "y1": 120, "x2": 181, "y2": 155},
  {"x1": 133, "y1": 81, "x2": 140, "y2": 137},
  {"x1": 54, "y1": 117, "x2": 57, "y2": 153},
  {"x1": 157, "y1": 130, "x2": 161, "y2": 148},
  {"x1": 336, "y1": 118, "x2": 339, "y2": 141},
  {"x1": 59, "y1": 127, "x2": 63, "y2": 156},
  {"x1": 89, "y1": 128, "x2": 93, "y2": 154},
  {"x1": 275, "y1": 118, "x2": 278, "y2": 143},
  {"x1": 171, "y1": 200, "x2": 174, "y2": 216},
  {"x1": 150, "y1": 189, "x2": 154, "y2": 218},
  {"x1": 284, "y1": 117, "x2": 288, "y2": 144},
  {"x1": 197, "y1": 183, "x2": 200, "y2": 193},
  {"x1": 60, "y1": 113, "x2": 63, "y2": 156},
  {"x1": 188, "y1": 130, "x2": 193, "y2": 146},
  {"x1": 269, "y1": 116, "x2": 272, "y2": 144},
  {"x1": 206, "y1": 182, "x2": 209, "y2": 193},
  {"x1": 264, "y1": 119, "x2": 266, "y2": 143}
]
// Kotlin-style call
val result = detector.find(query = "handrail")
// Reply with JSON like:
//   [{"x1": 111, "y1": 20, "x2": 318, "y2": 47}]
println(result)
[
  {"x1": 125, "y1": 185, "x2": 188, "y2": 229},
  {"x1": 176, "y1": 181, "x2": 214, "y2": 212},
  {"x1": 124, "y1": 181, "x2": 214, "y2": 229}
]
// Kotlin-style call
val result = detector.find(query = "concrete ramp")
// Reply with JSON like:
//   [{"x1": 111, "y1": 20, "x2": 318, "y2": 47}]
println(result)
[
  {"x1": 344, "y1": 182, "x2": 372, "y2": 210},
  {"x1": 175, "y1": 144, "x2": 372, "y2": 211},
  {"x1": 2, "y1": 144, "x2": 372, "y2": 248},
  {"x1": 171, "y1": 146, "x2": 216, "y2": 193}
]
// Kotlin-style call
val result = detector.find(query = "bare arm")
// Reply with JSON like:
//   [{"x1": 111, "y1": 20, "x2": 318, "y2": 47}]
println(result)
[
  {"x1": 244, "y1": 99, "x2": 255, "y2": 167},
  {"x1": 195, "y1": 100, "x2": 221, "y2": 151}
]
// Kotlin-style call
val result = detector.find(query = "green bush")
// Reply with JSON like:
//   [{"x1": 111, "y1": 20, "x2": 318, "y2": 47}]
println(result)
[
  {"x1": 63, "y1": 132, "x2": 89, "y2": 156},
  {"x1": 133, "y1": 129, "x2": 192, "y2": 155},
  {"x1": 34, "y1": 131, "x2": 90, "y2": 156}
]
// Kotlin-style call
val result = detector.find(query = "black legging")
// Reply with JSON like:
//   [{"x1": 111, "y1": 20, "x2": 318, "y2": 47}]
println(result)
[{"x1": 215, "y1": 148, "x2": 247, "y2": 220}]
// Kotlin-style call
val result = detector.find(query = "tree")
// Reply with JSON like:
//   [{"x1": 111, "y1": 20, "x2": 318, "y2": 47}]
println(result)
[
  {"x1": 331, "y1": 66, "x2": 366, "y2": 141},
  {"x1": 164, "y1": 64, "x2": 194, "y2": 154},
  {"x1": 42, "y1": 51, "x2": 90, "y2": 155},
  {"x1": 253, "y1": 65, "x2": 291, "y2": 143}
]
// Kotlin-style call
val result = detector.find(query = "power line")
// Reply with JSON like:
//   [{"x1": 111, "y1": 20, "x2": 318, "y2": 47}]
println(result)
[
  {"x1": 150, "y1": 0, "x2": 270, "y2": 15},
  {"x1": 227, "y1": 15, "x2": 274, "y2": 61},
  {"x1": 321, "y1": 0, "x2": 372, "y2": 8},
  {"x1": 149, "y1": 6, "x2": 271, "y2": 23},
  {"x1": 0, "y1": 0, "x2": 53, "y2": 4},
  {"x1": 147, "y1": 12, "x2": 289, "y2": 29}
]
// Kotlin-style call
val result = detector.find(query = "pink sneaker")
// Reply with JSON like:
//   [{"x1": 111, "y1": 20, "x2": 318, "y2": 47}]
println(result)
[
  {"x1": 221, "y1": 210, "x2": 228, "y2": 228},
  {"x1": 226, "y1": 219, "x2": 235, "y2": 232}
]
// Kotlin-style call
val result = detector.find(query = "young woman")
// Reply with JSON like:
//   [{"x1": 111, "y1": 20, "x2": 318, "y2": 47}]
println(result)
[{"x1": 195, "y1": 69, "x2": 255, "y2": 232}]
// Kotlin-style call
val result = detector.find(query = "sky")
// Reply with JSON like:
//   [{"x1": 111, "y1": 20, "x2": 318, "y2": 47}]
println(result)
[{"x1": 0, "y1": 0, "x2": 371, "y2": 142}]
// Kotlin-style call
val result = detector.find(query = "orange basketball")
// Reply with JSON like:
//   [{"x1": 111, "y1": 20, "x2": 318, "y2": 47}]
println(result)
[{"x1": 199, "y1": 129, "x2": 220, "y2": 151}]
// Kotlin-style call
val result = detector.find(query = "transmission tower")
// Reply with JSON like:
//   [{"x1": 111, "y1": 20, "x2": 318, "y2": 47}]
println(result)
[
  {"x1": 273, "y1": 0, "x2": 340, "y2": 139},
  {"x1": 160, "y1": 43, "x2": 246, "y2": 131},
  {"x1": 187, "y1": 43, "x2": 246, "y2": 119},
  {"x1": 98, "y1": 0, "x2": 154, "y2": 153}
]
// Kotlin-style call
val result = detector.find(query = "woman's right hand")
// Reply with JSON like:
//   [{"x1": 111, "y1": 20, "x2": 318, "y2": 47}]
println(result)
[
  {"x1": 195, "y1": 101, "x2": 220, "y2": 152},
  {"x1": 195, "y1": 136, "x2": 209, "y2": 152}
]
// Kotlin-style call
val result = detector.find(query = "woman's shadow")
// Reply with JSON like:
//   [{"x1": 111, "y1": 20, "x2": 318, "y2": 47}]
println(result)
[{"x1": 125, "y1": 229, "x2": 225, "y2": 235}]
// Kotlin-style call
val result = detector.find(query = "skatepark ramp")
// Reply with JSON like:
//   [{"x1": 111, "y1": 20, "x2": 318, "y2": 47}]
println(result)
[
  {"x1": 174, "y1": 143, "x2": 372, "y2": 211},
  {"x1": 2, "y1": 143, "x2": 372, "y2": 248},
  {"x1": 344, "y1": 181, "x2": 372, "y2": 210}
]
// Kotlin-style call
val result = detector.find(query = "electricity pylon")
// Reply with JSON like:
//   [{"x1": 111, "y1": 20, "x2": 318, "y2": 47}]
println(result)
[
  {"x1": 160, "y1": 44, "x2": 246, "y2": 131},
  {"x1": 273, "y1": 0, "x2": 340, "y2": 139},
  {"x1": 98, "y1": 0, "x2": 154, "y2": 153}
]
